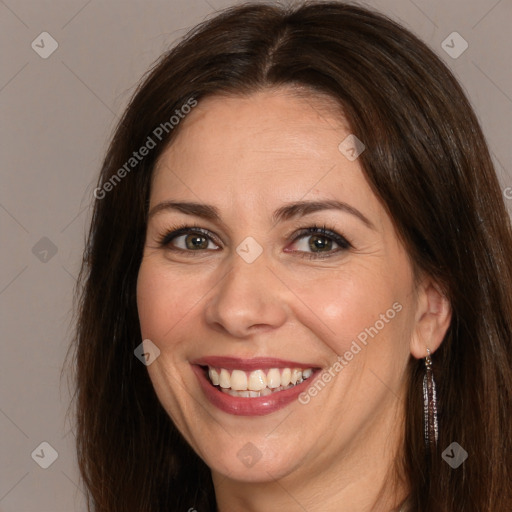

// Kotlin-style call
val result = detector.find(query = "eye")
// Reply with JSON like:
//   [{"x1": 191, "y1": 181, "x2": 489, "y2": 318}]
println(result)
[
  {"x1": 156, "y1": 223, "x2": 352, "y2": 259},
  {"x1": 158, "y1": 224, "x2": 220, "y2": 252},
  {"x1": 287, "y1": 225, "x2": 352, "y2": 259}
]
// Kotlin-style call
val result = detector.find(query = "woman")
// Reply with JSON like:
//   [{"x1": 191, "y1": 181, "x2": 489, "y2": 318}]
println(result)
[{"x1": 70, "y1": 2, "x2": 512, "y2": 511}]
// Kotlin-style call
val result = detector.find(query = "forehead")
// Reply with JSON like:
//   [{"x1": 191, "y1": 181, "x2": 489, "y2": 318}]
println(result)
[
  {"x1": 156, "y1": 87, "x2": 343, "y2": 155},
  {"x1": 150, "y1": 89, "x2": 379, "y2": 223}
]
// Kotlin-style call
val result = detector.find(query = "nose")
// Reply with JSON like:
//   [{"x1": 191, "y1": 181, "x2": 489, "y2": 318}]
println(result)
[{"x1": 204, "y1": 251, "x2": 288, "y2": 338}]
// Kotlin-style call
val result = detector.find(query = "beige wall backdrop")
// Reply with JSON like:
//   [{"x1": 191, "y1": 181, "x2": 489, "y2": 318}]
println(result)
[{"x1": 1, "y1": 0, "x2": 511, "y2": 510}]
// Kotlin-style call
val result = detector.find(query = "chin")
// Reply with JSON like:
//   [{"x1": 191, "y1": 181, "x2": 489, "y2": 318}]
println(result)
[{"x1": 202, "y1": 441, "x2": 302, "y2": 482}]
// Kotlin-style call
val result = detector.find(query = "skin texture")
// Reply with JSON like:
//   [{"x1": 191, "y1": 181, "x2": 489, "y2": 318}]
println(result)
[{"x1": 136, "y1": 88, "x2": 452, "y2": 512}]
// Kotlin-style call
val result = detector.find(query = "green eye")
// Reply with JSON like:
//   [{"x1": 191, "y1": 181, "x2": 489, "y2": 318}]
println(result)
[
  {"x1": 308, "y1": 234, "x2": 334, "y2": 252},
  {"x1": 182, "y1": 233, "x2": 210, "y2": 250},
  {"x1": 159, "y1": 225, "x2": 220, "y2": 251},
  {"x1": 288, "y1": 225, "x2": 352, "y2": 259}
]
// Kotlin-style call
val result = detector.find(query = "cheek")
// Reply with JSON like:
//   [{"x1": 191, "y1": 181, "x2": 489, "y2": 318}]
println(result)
[
  {"x1": 136, "y1": 261, "x2": 196, "y2": 428},
  {"x1": 136, "y1": 260, "x2": 196, "y2": 343},
  {"x1": 288, "y1": 264, "x2": 400, "y2": 356}
]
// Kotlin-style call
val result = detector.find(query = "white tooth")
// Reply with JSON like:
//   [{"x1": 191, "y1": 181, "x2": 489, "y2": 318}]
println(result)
[
  {"x1": 303, "y1": 368, "x2": 313, "y2": 379},
  {"x1": 260, "y1": 387, "x2": 272, "y2": 396},
  {"x1": 290, "y1": 369, "x2": 302, "y2": 385},
  {"x1": 230, "y1": 369, "x2": 248, "y2": 390},
  {"x1": 248, "y1": 390, "x2": 260, "y2": 397},
  {"x1": 238, "y1": 390, "x2": 250, "y2": 397},
  {"x1": 219, "y1": 368, "x2": 231, "y2": 388},
  {"x1": 266, "y1": 368, "x2": 281, "y2": 388},
  {"x1": 248, "y1": 370, "x2": 267, "y2": 390},
  {"x1": 208, "y1": 367, "x2": 220, "y2": 386},
  {"x1": 281, "y1": 368, "x2": 291, "y2": 386}
]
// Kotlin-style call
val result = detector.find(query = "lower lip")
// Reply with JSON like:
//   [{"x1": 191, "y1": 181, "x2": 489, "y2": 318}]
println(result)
[{"x1": 192, "y1": 365, "x2": 318, "y2": 416}]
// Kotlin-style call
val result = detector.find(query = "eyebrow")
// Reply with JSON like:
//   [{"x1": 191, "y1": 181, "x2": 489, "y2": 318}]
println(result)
[{"x1": 148, "y1": 199, "x2": 375, "y2": 230}]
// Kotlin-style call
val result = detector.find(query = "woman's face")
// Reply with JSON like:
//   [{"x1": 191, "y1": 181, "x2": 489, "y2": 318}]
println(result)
[{"x1": 137, "y1": 89, "x2": 421, "y2": 486}]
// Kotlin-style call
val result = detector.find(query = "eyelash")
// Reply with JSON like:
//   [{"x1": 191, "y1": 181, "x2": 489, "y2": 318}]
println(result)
[{"x1": 156, "y1": 222, "x2": 352, "y2": 259}]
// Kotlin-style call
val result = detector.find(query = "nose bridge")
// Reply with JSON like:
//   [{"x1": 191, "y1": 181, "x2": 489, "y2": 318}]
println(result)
[{"x1": 204, "y1": 247, "x2": 287, "y2": 337}]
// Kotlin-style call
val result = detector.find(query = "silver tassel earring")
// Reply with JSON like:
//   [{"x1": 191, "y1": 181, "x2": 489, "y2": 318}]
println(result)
[{"x1": 423, "y1": 348, "x2": 438, "y2": 449}]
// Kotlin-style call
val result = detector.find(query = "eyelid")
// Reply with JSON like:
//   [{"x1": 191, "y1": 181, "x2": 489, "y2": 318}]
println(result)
[{"x1": 157, "y1": 224, "x2": 222, "y2": 248}]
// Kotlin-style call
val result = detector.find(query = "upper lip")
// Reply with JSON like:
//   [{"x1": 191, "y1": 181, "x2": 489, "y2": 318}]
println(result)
[{"x1": 191, "y1": 356, "x2": 319, "y2": 371}]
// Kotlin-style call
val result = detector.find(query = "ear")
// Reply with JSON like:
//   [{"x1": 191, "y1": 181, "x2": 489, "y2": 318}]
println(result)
[{"x1": 410, "y1": 277, "x2": 452, "y2": 359}]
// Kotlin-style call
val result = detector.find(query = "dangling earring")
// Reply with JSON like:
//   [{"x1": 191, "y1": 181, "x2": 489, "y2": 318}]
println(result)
[{"x1": 423, "y1": 348, "x2": 438, "y2": 450}]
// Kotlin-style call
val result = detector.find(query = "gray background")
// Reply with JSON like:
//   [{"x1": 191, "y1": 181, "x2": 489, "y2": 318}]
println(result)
[{"x1": 1, "y1": 0, "x2": 511, "y2": 510}]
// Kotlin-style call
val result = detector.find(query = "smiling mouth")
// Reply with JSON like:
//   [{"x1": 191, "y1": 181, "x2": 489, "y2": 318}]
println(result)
[{"x1": 201, "y1": 366, "x2": 316, "y2": 397}]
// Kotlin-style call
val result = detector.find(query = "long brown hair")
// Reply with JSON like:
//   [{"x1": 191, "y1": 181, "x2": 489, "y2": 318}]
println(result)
[{"x1": 67, "y1": 2, "x2": 512, "y2": 510}]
